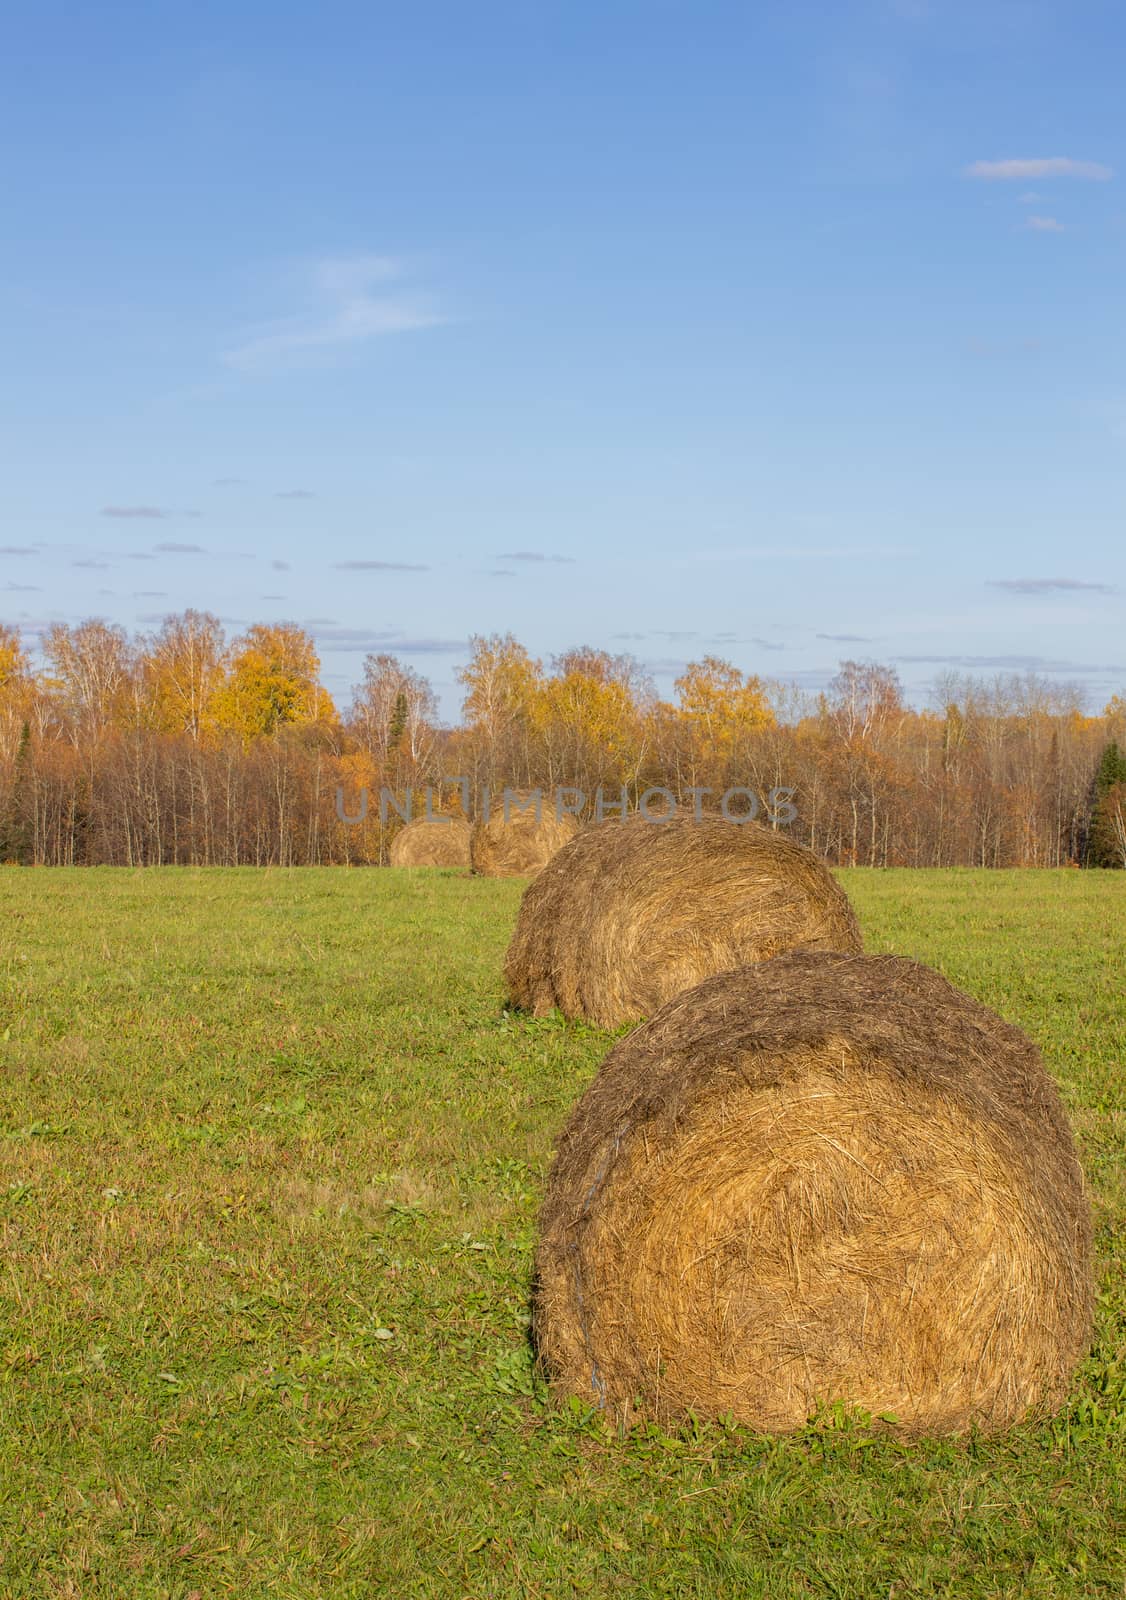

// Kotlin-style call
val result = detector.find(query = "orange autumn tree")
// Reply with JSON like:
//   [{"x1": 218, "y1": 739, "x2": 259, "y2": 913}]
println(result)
[{"x1": 208, "y1": 623, "x2": 337, "y2": 742}]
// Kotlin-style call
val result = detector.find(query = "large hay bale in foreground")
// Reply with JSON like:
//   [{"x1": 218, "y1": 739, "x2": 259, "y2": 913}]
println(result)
[
  {"x1": 470, "y1": 795, "x2": 579, "y2": 878},
  {"x1": 535, "y1": 951, "x2": 1093, "y2": 1435},
  {"x1": 389, "y1": 816, "x2": 471, "y2": 868},
  {"x1": 505, "y1": 813, "x2": 862, "y2": 1026}
]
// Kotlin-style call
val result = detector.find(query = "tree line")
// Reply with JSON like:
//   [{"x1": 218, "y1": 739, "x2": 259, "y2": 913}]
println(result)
[{"x1": 1, "y1": 613, "x2": 1125, "y2": 867}]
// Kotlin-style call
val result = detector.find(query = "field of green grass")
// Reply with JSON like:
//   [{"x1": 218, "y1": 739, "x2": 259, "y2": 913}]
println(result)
[{"x1": 1, "y1": 866, "x2": 1124, "y2": 1597}]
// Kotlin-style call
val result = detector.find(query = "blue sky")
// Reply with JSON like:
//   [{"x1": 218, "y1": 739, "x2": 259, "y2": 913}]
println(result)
[{"x1": 2, "y1": 0, "x2": 1124, "y2": 717}]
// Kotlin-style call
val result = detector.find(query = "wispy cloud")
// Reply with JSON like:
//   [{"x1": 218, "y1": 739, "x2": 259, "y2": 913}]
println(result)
[
  {"x1": 101, "y1": 505, "x2": 167, "y2": 519},
  {"x1": 275, "y1": 488, "x2": 315, "y2": 499},
  {"x1": 1025, "y1": 215, "x2": 1065, "y2": 233},
  {"x1": 0, "y1": 545, "x2": 38, "y2": 555},
  {"x1": 897, "y1": 653, "x2": 1125, "y2": 672},
  {"x1": 333, "y1": 559, "x2": 428, "y2": 572},
  {"x1": 711, "y1": 634, "x2": 784, "y2": 651},
  {"x1": 224, "y1": 255, "x2": 443, "y2": 372},
  {"x1": 133, "y1": 590, "x2": 168, "y2": 599},
  {"x1": 818, "y1": 632, "x2": 874, "y2": 642},
  {"x1": 4, "y1": 582, "x2": 40, "y2": 592},
  {"x1": 312, "y1": 627, "x2": 465, "y2": 655},
  {"x1": 73, "y1": 559, "x2": 111, "y2": 569},
  {"x1": 987, "y1": 577, "x2": 1115, "y2": 594},
  {"x1": 271, "y1": 559, "x2": 291, "y2": 572},
  {"x1": 154, "y1": 541, "x2": 207, "y2": 554},
  {"x1": 497, "y1": 550, "x2": 576, "y2": 564},
  {"x1": 964, "y1": 157, "x2": 1113, "y2": 181},
  {"x1": 213, "y1": 476, "x2": 245, "y2": 486}
]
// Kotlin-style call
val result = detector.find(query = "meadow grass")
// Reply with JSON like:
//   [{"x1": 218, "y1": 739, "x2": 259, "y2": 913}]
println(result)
[{"x1": 0, "y1": 866, "x2": 1123, "y2": 1597}]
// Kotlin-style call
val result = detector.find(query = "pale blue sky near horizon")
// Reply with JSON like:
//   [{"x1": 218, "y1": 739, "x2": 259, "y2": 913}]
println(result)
[{"x1": 2, "y1": 0, "x2": 1124, "y2": 719}]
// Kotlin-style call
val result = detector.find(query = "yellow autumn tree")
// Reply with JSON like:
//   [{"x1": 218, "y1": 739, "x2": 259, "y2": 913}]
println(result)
[
  {"x1": 0, "y1": 624, "x2": 32, "y2": 768},
  {"x1": 674, "y1": 656, "x2": 775, "y2": 747},
  {"x1": 532, "y1": 648, "x2": 649, "y2": 790},
  {"x1": 139, "y1": 610, "x2": 227, "y2": 741},
  {"x1": 0, "y1": 624, "x2": 29, "y2": 694},
  {"x1": 459, "y1": 633, "x2": 541, "y2": 732},
  {"x1": 208, "y1": 623, "x2": 337, "y2": 742},
  {"x1": 458, "y1": 633, "x2": 542, "y2": 785}
]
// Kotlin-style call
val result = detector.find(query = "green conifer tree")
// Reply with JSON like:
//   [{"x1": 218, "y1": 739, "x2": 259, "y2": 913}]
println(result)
[
  {"x1": 0, "y1": 720, "x2": 33, "y2": 865},
  {"x1": 1087, "y1": 742, "x2": 1126, "y2": 866}
]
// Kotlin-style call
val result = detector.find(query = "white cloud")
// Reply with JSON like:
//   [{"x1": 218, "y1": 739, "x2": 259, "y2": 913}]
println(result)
[
  {"x1": 964, "y1": 157, "x2": 1113, "y2": 181},
  {"x1": 224, "y1": 255, "x2": 443, "y2": 371},
  {"x1": 1024, "y1": 215, "x2": 1065, "y2": 232}
]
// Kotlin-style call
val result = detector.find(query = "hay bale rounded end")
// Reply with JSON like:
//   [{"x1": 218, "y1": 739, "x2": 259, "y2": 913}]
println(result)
[
  {"x1": 534, "y1": 951, "x2": 1093, "y2": 1437},
  {"x1": 504, "y1": 812, "x2": 863, "y2": 1027},
  {"x1": 389, "y1": 815, "x2": 472, "y2": 868},
  {"x1": 469, "y1": 794, "x2": 579, "y2": 878}
]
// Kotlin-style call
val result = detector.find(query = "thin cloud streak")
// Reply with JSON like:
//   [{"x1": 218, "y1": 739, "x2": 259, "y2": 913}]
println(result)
[
  {"x1": 988, "y1": 578, "x2": 1115, "y2": 594},
  {"x1": 964, "y1": 157, "x2": 1113, "y2": 180},
  {"x1": 223, "y1": 255, "x2": 443, "y2": 372},
  {"x1": 897, "y1": 653, "x2": 1125, "y2": 672},
  {"x1": 498, "y1": 551, "x2": 576, "y2": 564},
  {"x1": 333, "y1": 560, "x2": 429, "y2": 572},
  {"x1": 313, "y1": 627, "x2": 465, "y2": 655}
]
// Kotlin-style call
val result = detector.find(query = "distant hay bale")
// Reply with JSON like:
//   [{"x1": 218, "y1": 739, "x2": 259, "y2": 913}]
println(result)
[
  {"x1": 470, "y1": 794, "x2": 579, "y2": 878},
  {"x1": 389, "y1": 816, "x2": 471, "y2": 868},
  {"x1": 534, "y1": 951, "x2": 1093, "y2": 1436},
  {"x1": 504, "y1": 813, "x2": 862, "y2": 1027}
]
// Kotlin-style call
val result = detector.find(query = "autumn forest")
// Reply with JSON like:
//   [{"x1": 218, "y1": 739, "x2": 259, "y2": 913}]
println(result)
[{"x1": 1, "y1": 612, "x2": 1125, "y2": 868}]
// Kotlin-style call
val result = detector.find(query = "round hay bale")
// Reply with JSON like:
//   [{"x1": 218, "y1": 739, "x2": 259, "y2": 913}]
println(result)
[
  {"x1": 505, "y1": 813, "x2": 862, "y2": 1027},
  {"x1": 535, "y1": 951, "x2": 1093, "y2": 1436},
  {"x1": 470, "y1": 794, "x2": 579, "y2": 878},
  {"x1": 389, "y1": 815, "x2": 471, "y2": 868}
]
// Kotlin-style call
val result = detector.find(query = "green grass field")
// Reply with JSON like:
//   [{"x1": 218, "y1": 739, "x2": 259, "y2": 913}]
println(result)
[{"x1": 1, "y1": 867, "x2": 1124, "y2": 1598}]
